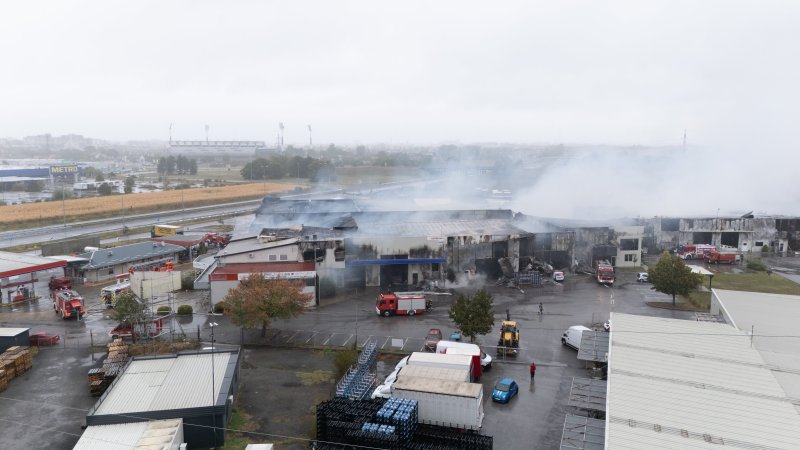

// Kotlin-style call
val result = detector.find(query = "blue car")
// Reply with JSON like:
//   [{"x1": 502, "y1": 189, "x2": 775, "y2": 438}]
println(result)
[{"x1": 491, "y1": 378, "x2": 519, "y2": 403}]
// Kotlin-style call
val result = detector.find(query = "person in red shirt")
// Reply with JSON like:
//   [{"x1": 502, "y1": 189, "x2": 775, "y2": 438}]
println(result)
[{"x1": 530, "y1": 361, "x2": 537, "y2": 381}]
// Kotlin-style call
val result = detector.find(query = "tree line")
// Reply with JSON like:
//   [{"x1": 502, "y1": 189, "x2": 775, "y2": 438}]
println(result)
[
  {"x1": 157, "y1": 155, "x2": 198, "y2": 175},
  {"x1": 241, "y1": 155, "x2": 336, "y2": 182}
]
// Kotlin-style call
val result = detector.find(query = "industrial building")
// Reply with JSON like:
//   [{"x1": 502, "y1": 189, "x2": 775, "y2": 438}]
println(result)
[
  {"x1": 0, "y1": 251, "x2": 66, "y2": 304},
  {"x1": 86, "y1": 350, "x2": 239, "y2": 448},
  {"x1": 0, "y1": 328, "x2": 30, "y2": 353},
  {"x1": 207, "y1": 261, "x2": 318, "y2": 307},
  {"x1": 641, "y1": 215, "x2": 800, "y2": 255},
  {"x1": 603, "y1": 313, "x2": 800, "y2": 449},
  {"x1": 71, "y1": 242, "x2": 185, "y2": 283}
]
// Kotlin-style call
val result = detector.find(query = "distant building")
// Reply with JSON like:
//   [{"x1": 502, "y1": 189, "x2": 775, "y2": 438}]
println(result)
[{"x1": 168, "y1": 140, "x2": 267, "y2": 157}]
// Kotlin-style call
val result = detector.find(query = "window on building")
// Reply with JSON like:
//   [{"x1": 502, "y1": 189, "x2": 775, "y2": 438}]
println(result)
[
  {"x1": 620, "y1": 239, "x2": 639, "y2": 251},
  {"x1": 269, "y1": 255, "x2": 277, "y2": 261},
  {"x1": 279, "y1": 254, "x2": 288, "y2": 261},
  {"x1": 624, "y1": 254, "x2": 635, "y2": 262},
  {"x1": 108, "y1": 268, "x2": 114, "y2": 275},
  {"x1": 755, "y1": 241, "x2": 764, "y2": 246}
]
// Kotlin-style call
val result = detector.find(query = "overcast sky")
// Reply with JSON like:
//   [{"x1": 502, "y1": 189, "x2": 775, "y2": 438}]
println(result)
[{"x1": 1, "y1": 1, "x2": 799, "y2": 152}]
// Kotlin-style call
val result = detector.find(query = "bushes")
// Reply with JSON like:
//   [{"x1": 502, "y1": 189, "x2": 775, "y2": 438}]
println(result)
[
  {"x1": 334, "y1": 348, "x2": 358, "y2": 378},
  {"x1": 761, "y1": 245, "x2": 770, "y2": 253},
  {"x1": 157, "y1": 306, "x2": 171, "y2": 315},
  {"x1": 213, "y1": 302, "x2": 225, "y2": 314},
  {"x1": 319, "y1": 277, "x2": 336, "y2": 299},
  {"x1": 177, "y1": 305, "x2": 193, "y2": 315},
  {"x1": 747, "y1": 259, "x2": 767, "y2": 271}
]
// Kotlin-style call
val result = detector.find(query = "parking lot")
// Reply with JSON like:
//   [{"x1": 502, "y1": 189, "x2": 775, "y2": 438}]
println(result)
[{"x1": 0, "y1": 270, "x2": 699, "y2": 449}]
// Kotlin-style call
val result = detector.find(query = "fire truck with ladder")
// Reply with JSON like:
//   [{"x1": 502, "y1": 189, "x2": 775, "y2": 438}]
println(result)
[{"x1": 53, "y1": 289, "x2": 85, "y2": 319}]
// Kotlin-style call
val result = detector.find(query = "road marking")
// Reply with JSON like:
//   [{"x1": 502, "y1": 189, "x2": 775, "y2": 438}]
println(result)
[
  {"x1": 401, "y1": 338, "x2": 408, "y2": 350},
  {"x1": 341, "y1": 334, "x2": 353, "y2": 347},
  {"x1": 361, "y1": 335, "x2": 373, "y2": 347},
  {"x1": 322, "y1": 333, "x2": 333, "y2": 345},
  {"x1": 305, "y1": 332, "x2": 317, "y2": 344},
  {"x1": 285, "y1": 331, "x2": 299, "y2": 343},
  {"x1": 381, "y1": 337, "x2": 390, "y2": 349}
]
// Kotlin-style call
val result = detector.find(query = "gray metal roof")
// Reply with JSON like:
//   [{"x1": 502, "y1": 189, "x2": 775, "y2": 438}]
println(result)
[
  {"x1": 216, "y1": 237, "x2": 299, "y2": 258},
  {"x1": 77, "y1": 242, "x2": 185, "y2": 270},
  {"x1": 567, "y1": 377, "x2": 607, "y2": 412},
  {"x1": 560, "y1": 414, "x2": 605, "y2": 450},
  {"x1": 92, "y1": 352, "x2": 234, "y2": 415},
  {"x1": 577, "y1": 331, "x2": 609, "y2": 362}
]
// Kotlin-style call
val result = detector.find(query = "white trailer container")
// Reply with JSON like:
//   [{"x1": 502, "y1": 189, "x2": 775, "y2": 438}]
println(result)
[
  {"x1": 391, "y1": 376, "x2": 484, "y2": 430},
  {"x1": 408, "y1": 352, "x2": 473, "y2": 373},
  {"x1": 399, "y1": 364, "x2": 471, "y2": 382}
]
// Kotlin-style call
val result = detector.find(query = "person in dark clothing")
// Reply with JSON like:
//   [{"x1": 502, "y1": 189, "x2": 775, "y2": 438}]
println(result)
[
  {"x1": 530, "y1": 361, "x2": 537, "y2": 381},
  {"x1": 538, "y1": 302, "x2": 543, "y2": 315}
]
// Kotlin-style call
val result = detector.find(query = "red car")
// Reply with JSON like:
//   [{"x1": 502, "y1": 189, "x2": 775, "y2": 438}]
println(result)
[
  {"x1": 29, "y1": 332, "x2": 60, "y2": 346},
  {"x1": 424, "y1": 328, "x2": 443, "y2": 352}
]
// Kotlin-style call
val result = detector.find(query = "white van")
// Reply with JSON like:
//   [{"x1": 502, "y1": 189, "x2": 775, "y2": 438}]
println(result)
[{"x1": 562, "y1": 325, "x2": 591, "y2": 350}]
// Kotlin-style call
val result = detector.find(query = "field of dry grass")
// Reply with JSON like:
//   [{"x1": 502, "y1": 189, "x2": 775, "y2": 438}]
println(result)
[{"x1": 0, "y1": 182, "x2": 302, "y2": 230}]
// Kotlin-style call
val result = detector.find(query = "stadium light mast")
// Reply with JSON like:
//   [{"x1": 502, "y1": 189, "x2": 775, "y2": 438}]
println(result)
[
  {"x1": 308, "y1": 124, "x2": 312, "y2": 148},
  {"x1": 278, "y1": 122, "x2": 285, "y2": 150}
]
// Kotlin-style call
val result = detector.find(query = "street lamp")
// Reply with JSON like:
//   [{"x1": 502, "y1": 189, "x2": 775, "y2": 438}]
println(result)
[{"x1": 209, "y1": 322, "x2": 219, "y2": 448}]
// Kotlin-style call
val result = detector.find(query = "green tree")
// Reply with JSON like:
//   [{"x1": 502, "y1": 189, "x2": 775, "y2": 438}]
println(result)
[
  {"x1": 25, "y1": 180, "x2": 45, "y2": 192},
  {"x1": 97, "y1": 182, "x2": 113, "y2": 195},
  {"x1": 221, "y1": 275, "x2": 311, "y2": 337},
  {"x1": 166, "y1": 156, "x2": 176, "y2": 175},
  {"x1": 51, "y1": 188, "x2": 73, "y2": 201},
  {"x1": 95, "y1": 173, "x2": 105, "y2": 182},
  {"x1": 110, "y1": 291, "x2": 147, "y2": 324},
  {"x1": 448, "y1": 289, "x2": 495, "y2": 343},
  {"x1": 157, "y1": 157, "x2": 167, "y2": 175},
  {"x1": 124, "y1": 175, "x2": 136, "y2": 194},
  {"x1": 189, "y1": 159, "x2": 198, "y2": 175},
  {"x1": 648, "y1": 251, "x2": 703, "y2": 306}
]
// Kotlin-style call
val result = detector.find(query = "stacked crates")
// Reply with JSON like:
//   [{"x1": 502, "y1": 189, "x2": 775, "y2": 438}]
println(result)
[
  {"x1": 335, "y1": 338, "x2": 378, "y2": 400},
  {"x1": 411, "y1": 424, "x2": 493, "y2": 450},
  {"x1": 376, "y1": 397, "x2": 418, "y2": 440},
  {"x1": 316, "y1": 398, "x2": 386, "y2": 444},
  {"x1": 0, "y1": 369, "x2": 7, "y2": 392},
  {"x1": 1, "y1": 346, "x2": 32, "y2": 376}
]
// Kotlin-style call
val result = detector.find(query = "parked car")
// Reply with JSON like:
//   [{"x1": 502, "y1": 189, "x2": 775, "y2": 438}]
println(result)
[
  {"x1": 29, "y1": 331, "x2": 60, "y2": 346},
  {"x1": 491, "y1": 377, "x2": 519, "y2": 403},
  {"x1": 424, "y1": 328, "x2": 443, "y2": 351},
  {"x1": 553, "y1": 271, "x2": 565, "y2": 282},
  {"x1": 637, "y1": 272, "x2": 649, "y2": 282}
]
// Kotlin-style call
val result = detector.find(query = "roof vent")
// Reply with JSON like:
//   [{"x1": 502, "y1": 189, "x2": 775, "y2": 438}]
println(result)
[{"x1": 107, "y1": 251, "x2": 113, "y2": 256}]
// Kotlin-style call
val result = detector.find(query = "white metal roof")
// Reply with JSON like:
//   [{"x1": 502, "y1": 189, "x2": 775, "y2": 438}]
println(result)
[
  {"x1": 73, "y1": 419, "x2": 182, "y2": 450},
  {"x1": 0, "y1": 327, "x2": 29, "y2": 337},
  {"x1": 392, "y1": 376, "x2": 482, "y2": 398},
  {"x1": 711, "y1": 289, "x2": 800, "y2": 401},
  {"x1": 93, "y1": 353, "x2": 232, "y2": 415},
  {"x1": 408, "y1": 352, "x2": 472, "y2": 367},
  {"x1": 399, "y1": 364, "x2": 470, "y2": 382},
  {"x1": 607, "y1": 313, "x2": 800, "y2": 450},
  {"x1": 0, "y1": 251, "x2": 64, "y2": 274}
]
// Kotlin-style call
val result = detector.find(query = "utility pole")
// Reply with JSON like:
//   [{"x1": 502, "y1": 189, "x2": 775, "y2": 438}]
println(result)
[{"x1": 62, "y1": 180, "x2": 66, "y2": 229}]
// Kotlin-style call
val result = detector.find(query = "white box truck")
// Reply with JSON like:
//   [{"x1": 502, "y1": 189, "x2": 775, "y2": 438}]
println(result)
[
  {"x1": 372, "y1": 355, "x2": 472, "y2": 399},
  {"x1": 391, "y1": 376, "x2": 484, "y2": 430},
  {"x1": 399, "y1": 363, "x2": 471, "y2": 382},
  {"x1": 408, "y1": 352, "x2": 473, "y2": 373}
]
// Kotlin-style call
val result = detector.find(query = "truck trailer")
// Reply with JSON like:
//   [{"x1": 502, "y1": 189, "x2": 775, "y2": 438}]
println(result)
[
  {"x1": 391, "y1": 376, "x2": 484, "y2": 430},
  {"x1": 407, "y1": 352, "x2": 474, "y2": 380},
  {"x1": 375, "y1": 291, "x2": 428, "y2": 317}
]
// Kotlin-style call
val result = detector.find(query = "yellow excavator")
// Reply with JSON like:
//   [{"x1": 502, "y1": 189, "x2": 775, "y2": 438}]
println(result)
[{"x1": 497, "y1": 310, "x2": 520, "y2": 357}]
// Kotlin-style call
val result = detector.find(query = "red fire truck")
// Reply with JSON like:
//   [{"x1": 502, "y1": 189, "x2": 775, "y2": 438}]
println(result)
[
  {"x1": 594, "y1": 260, "x2": 615, "y2": 285},
  {"x1": 375, "y1": 291, "x2": 428, "y2": 317},
  {"x1": 704, "y1": 251, "x2": 740, "y2": 264},
  {"x1": 678, "y1": 244, "x2": 716, "y2": 260},
  {"x1": 53, "y1": 289, "x2": 86, "y2": 319}
]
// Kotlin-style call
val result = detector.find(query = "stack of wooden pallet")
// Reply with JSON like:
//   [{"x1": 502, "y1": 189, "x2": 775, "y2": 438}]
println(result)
[
  {"x1": 87, "y1": 339, "x2": 131, "y2": 397},
  {"x1": 0, "y1": 346, "x2": 33, "y2": 391}
]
